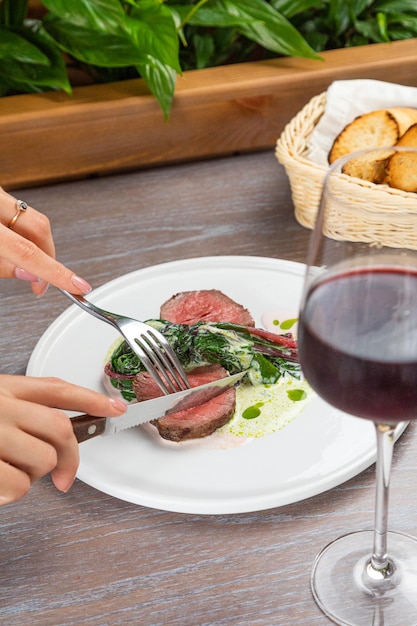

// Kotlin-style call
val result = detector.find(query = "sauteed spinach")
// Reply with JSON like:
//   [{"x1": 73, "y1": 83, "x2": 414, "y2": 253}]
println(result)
[{"x1": 105, "y1": 320, "x2": 300, "y2": 401}]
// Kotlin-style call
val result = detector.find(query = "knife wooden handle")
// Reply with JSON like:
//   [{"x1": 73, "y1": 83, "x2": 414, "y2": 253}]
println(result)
[{"x1": 71, "y1": 414, "x2": 107, "y2": 443}]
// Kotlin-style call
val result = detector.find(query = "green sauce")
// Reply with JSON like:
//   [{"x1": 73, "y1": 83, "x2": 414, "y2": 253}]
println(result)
[
  {"x1": 280, "y1": 318, "x2": 298, "y2": 330},
  {"x1": 271, "y1": 317, "x2": 298, "y2": 330},
  {"x1": 242, "y1": 402, "x2": 264, "y2": 419},
  {"x1": 218, "y1": 377, "x2": 314, "y2": 439},
  {"x1": 287, "y1": 389, "x2": 307, "y2": 402}
]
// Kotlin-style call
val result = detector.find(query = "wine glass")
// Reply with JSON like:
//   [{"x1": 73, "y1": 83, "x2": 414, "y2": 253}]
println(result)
[{"x1": 298, "y1": 146, "x2": 417, "y2": 625}]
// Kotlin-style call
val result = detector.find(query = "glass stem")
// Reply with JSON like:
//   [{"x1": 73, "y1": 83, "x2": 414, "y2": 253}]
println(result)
[{"x1": 371, "y1": 423, "x2": 396, "y2": 571}]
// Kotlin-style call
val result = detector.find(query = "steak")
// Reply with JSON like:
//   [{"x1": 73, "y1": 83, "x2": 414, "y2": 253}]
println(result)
[
  {"x1": 135, "y1": 289, "x2": 254, "y2": 441},
  {"x1": 159, "y1": 289, "x2": 255, "y2": 326},
  {"x1": 133, "y1": 364, "x2": 236, "y2": 442}
]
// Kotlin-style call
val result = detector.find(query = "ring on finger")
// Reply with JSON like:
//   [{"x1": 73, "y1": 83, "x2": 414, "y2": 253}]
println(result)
[{"x1": 8, "y1": 200, "x2": 28, "y2": 230}]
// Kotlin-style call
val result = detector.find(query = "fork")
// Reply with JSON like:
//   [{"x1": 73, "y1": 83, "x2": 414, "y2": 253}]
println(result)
[{"x1": 59, "y1": 290, "x2": 190, "y2": 395}]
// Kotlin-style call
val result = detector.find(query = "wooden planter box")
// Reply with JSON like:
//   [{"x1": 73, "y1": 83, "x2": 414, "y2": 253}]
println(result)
[{"x1": 1, "y1": 38, "x2": 417, "y2": 190}]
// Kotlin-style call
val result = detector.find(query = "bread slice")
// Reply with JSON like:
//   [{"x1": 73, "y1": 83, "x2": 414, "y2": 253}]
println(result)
[
  {"x1": 386, "y1": 151, "x2": 417, "y2": 192},
  {"x1": 387, "y1": 107, "x2": 417, "y2": 135},
  {"x1": 329, "y1": 110, "x2": 400, "y2": 164},
  {"x1": 341, "y1": 149, "x2": 394, "y2": 183},
  {"x1": 396, "y1": 123, "x2": 417, "y2": 148}
]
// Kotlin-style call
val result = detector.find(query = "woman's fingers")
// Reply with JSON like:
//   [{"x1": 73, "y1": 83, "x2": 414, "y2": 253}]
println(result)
[
  {"x1": 0, "y1": 376, "x2": 127, "y2": 504},
  {"x1": 0, "y1": 188, "x2": 92, "y2": 296},
  {"x1": 0, "y1": 188, "x2": 56, "y2": 261},
  {"x1": 0, "y1": 224, "x2": 92, "y2": 296},
  {"x1": 0, "y1": 375, "x2": 127, "y2": 416},
  {"x1": 36, "y1": 407, "x2": 80, "y2": 493},
  {"x1": 0, "y1": 394, "x2": 79, "y2": 501},
  {"x1": 0, "y1": 460, "x2": 31, "y2": 505},
  {"x1": 0, "y1": 425, "x2": 58, "y2": 483}
]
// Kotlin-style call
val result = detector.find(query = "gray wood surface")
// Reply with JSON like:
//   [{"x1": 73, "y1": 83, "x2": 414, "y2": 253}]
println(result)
[{"x1": 1, "y1": 151, "x2": 416, "y2": 625}]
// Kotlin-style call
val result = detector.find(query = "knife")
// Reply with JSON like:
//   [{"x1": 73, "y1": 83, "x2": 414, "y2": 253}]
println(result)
[{"x1": 71, "y1": 370, "x2": 247, "y2": 443}]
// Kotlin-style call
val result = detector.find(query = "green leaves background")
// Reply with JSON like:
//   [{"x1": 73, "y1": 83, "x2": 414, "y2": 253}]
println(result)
[{"x1": 1, "y1": 0, "x2": 417, "y2": 117}]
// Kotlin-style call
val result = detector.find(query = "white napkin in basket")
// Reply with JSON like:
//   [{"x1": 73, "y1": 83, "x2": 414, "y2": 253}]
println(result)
[{"x1": 307, "y1": 79, "x2": 417, "y2": 166}]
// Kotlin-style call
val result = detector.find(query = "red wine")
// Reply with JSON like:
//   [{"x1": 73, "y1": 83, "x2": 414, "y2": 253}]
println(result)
[{"x1": 299, "y1": 267, "x2": 417, "y2": 422}]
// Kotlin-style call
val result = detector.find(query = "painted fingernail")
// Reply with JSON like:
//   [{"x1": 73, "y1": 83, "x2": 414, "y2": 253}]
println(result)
[
  {"x1": 14, "y1": 268, "x2": 41, "y2": 282},
  {"x1": 71, "y1": 275, "x2": 92, "y2": 294},
  {"x1": 109, "y1": 398, "x2": 127, "y2": 414},
  {"x1": 62, "y1": 477, "x2": 76, "y2": 493},
  {"x1": 35, "y1": 281, "x2": 49, "y2": 298}
]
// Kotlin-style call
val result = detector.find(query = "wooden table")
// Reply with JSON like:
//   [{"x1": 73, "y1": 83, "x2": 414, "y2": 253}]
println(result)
[{"x1": 1, "y1": 151, "x2": 416, "y2": 625}]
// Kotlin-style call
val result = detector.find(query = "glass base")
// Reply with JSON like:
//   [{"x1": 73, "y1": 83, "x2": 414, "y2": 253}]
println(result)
[{"x1": 311, "y1": 530, "x2": 417, "y2": 626}]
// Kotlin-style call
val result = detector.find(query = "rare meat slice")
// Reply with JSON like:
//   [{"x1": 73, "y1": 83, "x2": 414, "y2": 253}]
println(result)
[
  {"x1": 159, "y1": 289, "x2": 255, "y2": 326},
  {"x1": 133, "y1": 364, "x2": 236, "y2": 442}
]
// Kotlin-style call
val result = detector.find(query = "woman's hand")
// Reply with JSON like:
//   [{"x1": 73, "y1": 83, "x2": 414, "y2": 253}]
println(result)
[
  {"x1": 0, "y1": 186, "x2": 92, "y2": 297},
  {"x1": 0, "y1": 375, "x2": 126, "y2": 505}
]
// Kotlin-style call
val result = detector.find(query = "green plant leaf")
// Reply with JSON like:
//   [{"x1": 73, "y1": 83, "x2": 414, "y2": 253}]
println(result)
[
  {"x1": 324, "y1": 0, "x2": 351, "y2": 36},
  {"x1": 2, "y1": 0, "x2": 417, "y2": 116},
  {"x1": 176, "y1": 0, "x2": 321, "y2": 59},
  {"x1": 346, "y1": 0, "x2": 372, "y2": 15},
  {"x1": 192, "y1": 32, "x2": 216, "y2": 68},
  {"x1": 376, "y1": 11, "x2": 390, "y2": 40},
  {"x1": 0, "y1": 28, "x2": 49, "y2": 64},
  {"x1": 270, "y1": 0, "x2": 323, "y2": 19},
  {"x1": 40, "y1": 0, "x2": 127, "y2": 31},
  {"x1": 222, "y1": 0, "x2": 321, "y2": 59},
  {"x1": 136, "y1": 55, "x2": 176, "y2": 119},
  {"x1": 289, "y1": 0, "x2": 417, "y2": 50},
  {"x1": 0, "y1": 22, "x2": 71, "y2": 93},
  {"x1": 179, "y1": 24, "x2": 244, "y2": 69},
  {"x1": 42, "y1": 14, "x2": 149, "y2": 66},
  {"x1": 126, "y1": 1, "x2": 181, "y2": 72},
  {"x1": 0, "y1": 0, "x2": 28, "y2": 27},
  {"x1": 374, "y1": 0, "x2": 417, "y2": 11},
  {"x1": 387, "y1": 27, "x2": 417, "y2": 39},
  {"x1": 387, "y1": 12, "x2": 417, "y2": 32},
  {"x1": 42, "y1": 1, "x2": 181, "y2": 73},
  {"x1": 171, "y1": 4, "x2": 254, "y2": 28}
]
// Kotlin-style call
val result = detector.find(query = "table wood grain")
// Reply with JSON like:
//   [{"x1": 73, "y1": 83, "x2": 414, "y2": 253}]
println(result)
[{"x1": 1, "y1": 151, "x2": 416, "y2": 625}]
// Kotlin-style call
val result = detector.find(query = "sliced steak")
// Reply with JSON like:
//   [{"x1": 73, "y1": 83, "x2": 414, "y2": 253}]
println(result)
[
  {"x1": 159, "y1": 289, "x2": 255, "y2": 326},
  {"x1": 133, "y1": 364, "x2": 236, "y2": 442},
  {"x1": 155, "y1": 390, "x2": 236, "y2": 442}
]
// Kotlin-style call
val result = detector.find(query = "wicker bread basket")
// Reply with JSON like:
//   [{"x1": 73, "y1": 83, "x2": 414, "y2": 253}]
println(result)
[{"x1": 275, "y1": 92, "x2": 417, "y2": 249}]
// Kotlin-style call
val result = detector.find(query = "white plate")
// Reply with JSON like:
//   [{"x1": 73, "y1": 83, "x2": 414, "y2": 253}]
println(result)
[{"x1": 28, "y1": 256, "x2": 384, "y2": 515}]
